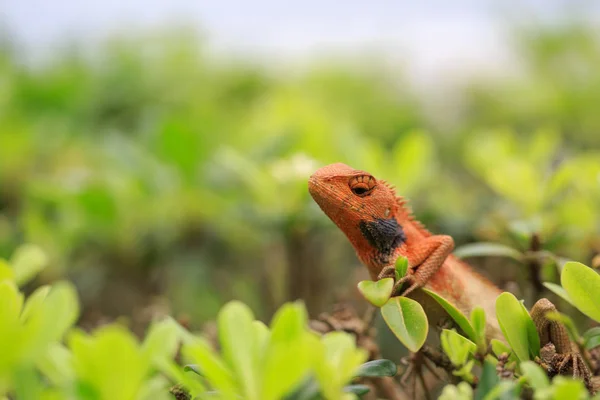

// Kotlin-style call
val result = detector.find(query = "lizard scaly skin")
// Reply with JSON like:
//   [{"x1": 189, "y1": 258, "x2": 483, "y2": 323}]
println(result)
[{"x1": 308, "y1": 163, "x2": 594, "y2": 388}]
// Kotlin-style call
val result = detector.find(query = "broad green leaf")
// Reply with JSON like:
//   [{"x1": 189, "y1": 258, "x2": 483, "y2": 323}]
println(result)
[
  {"x1": 474, "y1": 361, "x2": 499, "y2": 400},
  {"x1": 453, "y1": 242, "x2": 523, "y2": 263},
  {"x1": 0, "y1": 280, "x2": 24, "y2": 323},
  {"x1": 253, "y1": 320, "x2": 270, "y2": 355},
  {"x1": 20, "y1": 285, "x2": 50, "y2": 322},
  {"x1": 490, "y1": 339, "x2": 512, "y2": 358},
  {"x1": 142, "y1": 318, "x2": 181, "y2": 365},
  {"x1": 354, "y1": 359, "x2": 397, "y2": 378},
  {"x1": 519, "y1": 300, "x2": 540, "y2": 358},
  {"x1": 357, "y1": 279, "x2": 393, "y2": 308},
  {"x1": 542, "y1": 282, "x2": 574, "y2": 306},
  {"x1": 313, "y1": 331, "x2": 368, "y2": 400},
  {"x1": 439, "y1": 382, "x2": 473, "y2": 400},
  {"x1": 395, "y1": 257, "x2": 409, "y2": 281},
  {"x1": 10, "y1": 244, "x2": 48, "y2": 287},
  {"x1": 551, "y1": 377, "x2": 587, "y2": 400},
  {"x1": 23, "y1": 281, "x2": 79, "y2": 357},
  {"x1": 470, "y1": 307, "x2": 487, "y2": 351},
  {"x1": 380, "y1": 297, "x2": 428, "y2": 352},
  {"x1": 37, "y1": 343, "x2": 74, "y2": 386},
  {"x1": 262, "y1": 302, "x2": 312, "y2": 400},
  {"x1": 441, "y1": 329, "x2": 476, "y2": 366},
  {"x1": 482, "y1": 381, "x2": 518, "y2": 400},
  {"x1": 68, "y1": 325, "x2": 149, "y2": 400},
  {"x1": 422, "y1": 288, "x2": 476, "y2": 341},
  {"x1": 495, "y1": 293, "x2": 533, "y2": 361},
  {"x1": 183, "y1": 364, "x2": 202, "y2": 376},
  {"x1": 182, "y1": 339, "x2": 238, "y2": 399},
  {"x1": 343, "y1": 384, "x2": 370, "y2": 396},
  {"x1": 583, "y1": 327, "x2": 600, "y2": 350},
  {"x1": 217, "y1": 301, "x2": 260, "y2": 400},
  {"x1": 0, "y1": 260, "x2": 15, "y2": 282},
  {"x1": 520, "y1": 361, "x2": 549, "y2": 390},
  {"x1": 561, "y1": 262, "x2": 600, "y2": 321}
]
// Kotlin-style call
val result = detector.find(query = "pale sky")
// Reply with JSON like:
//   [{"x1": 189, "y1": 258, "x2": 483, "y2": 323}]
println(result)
[{"x1": 2, "y1": 1, "x2": 599, "y2": 84}]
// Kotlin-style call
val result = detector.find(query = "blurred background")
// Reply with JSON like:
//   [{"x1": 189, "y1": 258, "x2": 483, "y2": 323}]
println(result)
[{"x1": 1, "y1": 1, "x2": 600, "y2": 336}]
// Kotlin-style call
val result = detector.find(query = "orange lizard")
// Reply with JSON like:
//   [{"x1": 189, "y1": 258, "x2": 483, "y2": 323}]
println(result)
[{"x1": 308, "y1": 163, "x2": 593, "y2": 387}]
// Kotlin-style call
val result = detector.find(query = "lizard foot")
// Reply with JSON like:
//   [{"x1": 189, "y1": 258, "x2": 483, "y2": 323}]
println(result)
[
  {"x1": 377, "y1": 265, "x2": 396, "y2": 280},
  {"x1": 539, "y1": 343, "x2": 593, "y2": 393}
]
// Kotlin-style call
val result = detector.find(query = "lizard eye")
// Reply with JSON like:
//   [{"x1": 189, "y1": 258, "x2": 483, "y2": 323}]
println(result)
[{"x1": 349, "y1": 175, "x2": 377, "y2": 197}]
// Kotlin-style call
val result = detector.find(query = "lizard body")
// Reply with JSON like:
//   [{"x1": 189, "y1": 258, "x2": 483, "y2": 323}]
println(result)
[
  {"x1": 308, "y1": 163, "x2": 594, "y2": 388},
  {"x1": 308, "y1": 163, "x2": 503, "y2": 339}
]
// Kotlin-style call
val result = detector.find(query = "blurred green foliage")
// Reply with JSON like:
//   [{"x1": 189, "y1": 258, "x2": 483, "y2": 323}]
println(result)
[{"x1": 0, "y1": 21, "x2": 599, "y2": 334}]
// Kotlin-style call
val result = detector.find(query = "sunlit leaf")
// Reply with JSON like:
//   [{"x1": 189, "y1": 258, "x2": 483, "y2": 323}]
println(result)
[
  {"x1": 343, "y1": 384, "x2": 370, "y2": 396},
  {"x1": 354, "y1": 359, "x2": 397, "y2": 378},
  {"x1": 422, "y1": 288, "x2": 476, "y2": 341},
  {"x1": 474, "y1": 361, "x2": 499, "y2": 400},
  {"x1": 495, "y1": 293, "x2": 534, "y2": 361},
  {"x1": 262, "y1": 302, "x2": 312, "y2": 400},
  {"x1": 490, "y1": 339, "x2": 512, "y2": 359},
  {"x1": 561, "y1": 262, "x2": 600, "y2": 322},
  {"x1": 440, "y1": 329, "x2": 476, "y2": 366},
  {"x1": 217, "y1": 301, "x2": 260, "y2": 400},
  {"x1": 583, "y1": 327, "x2": 600, "y2": 350},
  {"x1": 542, "y1": 282, "x2": 574, "y2": 306},
  {"x1": 453, "y1": 242, "x2": 523, "y2": 263},
  {"x1": 520, "y1": 361, "x2": 549, "y2": 391},
  {"x1": 380, "y1": 297, "x2": 428, "y2": 352},
  {"x1": 395, "y1": 257, "x2": 409, "y2": 281},
  {"x1": 357, "y1": 279, "x2": 393, "y2": 308},
  {"x1": 9, "y1": 244, "x2": 48, "y2": 287}
]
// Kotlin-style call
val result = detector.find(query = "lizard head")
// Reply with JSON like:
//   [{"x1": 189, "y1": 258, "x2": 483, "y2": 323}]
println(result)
[{"x1": 308, "y1": 163, "x2": 406, "y2": 274}]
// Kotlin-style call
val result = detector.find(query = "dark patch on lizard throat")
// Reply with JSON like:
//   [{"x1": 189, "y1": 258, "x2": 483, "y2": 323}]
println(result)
[{"x1": 359, "y1": 218, "x2": 406, "y2": 264}]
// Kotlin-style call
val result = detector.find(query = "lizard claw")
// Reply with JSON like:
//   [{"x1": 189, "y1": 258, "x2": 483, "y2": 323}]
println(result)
[
  {"x1": 377, "y1": 265, "x2": 396, "y2": 280},
  {"x1": 554, "y1": 352, "x2": 593, "y2": 391},
  {"x1": 540, "y1": 343, "x2": 593, "y2": 393}
]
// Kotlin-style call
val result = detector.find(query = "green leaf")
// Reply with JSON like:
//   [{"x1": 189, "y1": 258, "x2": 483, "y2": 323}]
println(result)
[
  {"x1": 453, "y1": 242, "x2": 523, "y2": 263},
  {"x1": 520, "y1": 361, "x2": 549, "y2": 391},
  {"x1": 470, "y1": 307, "x2": 487, "y2": 351},
  {"x1": 482, "y1": 381, "x2": 518, "y2": 400},
  {"x1": 217, "y1": 301, "x2": 260, "y2": 400},
  {"x1": 357, "y1": 278, "x2": 393, "y2": 307},
  {"x1": 395, "y1": 257, "x2": 409, "y2": 281},
  {"x1": 262, "y1": 302, "x2": 312, "y2": 400},
  {"x1": 19, "y1": 285, "x2": 50, "y2": 322},
  {"x1": 583, "y1": 327, "x2": 600, "y2": 350},
  {"x1": 142, "y1": 317, "x2": 181, "y2": 365},
  {"x1": 422, "y1": 288, "x2": 476, "y2": 341},
  {"x1": 519, "y1": 301, "x2": 540, "y2": 358},
  {"x1": 354, "y1": 359, "x2": 397, "y2": 378},
  {"x1": 490, "y1": 339, "x2": 512, "y2": 359},
  {"x1": 0, "y1": 260, "x2": 15, "y2": 282},
  {"x1": 551, "y1": 377, "x2": 587, "y2": 400},
  {"x1": 561, "y1": 261, "x2": 600, "y2": 322},
  {"x1": 343, "y1": 384, "x2": 370, "y2": 396},
  {"x1": 474, "y1": 361, "x2": 500, "y2": 400},
  {"x1": 441, "y1": 329, "x2": 476, "y2": 366},
  {"x1": 380, "y1": 297, "x2": 428, "y2": 352},
  {"x1": 182, "y1": 339, "x2": 238, "y2": 399},
  {"x1": 495, "y1": 293, "x2": 534, "y2": 361},
  {"x1": 542, "y1": 282, "x2": 574, "y2": 306},
  {"x1": 183, "y1": 364, "x2": 203, "y2": 376},
  {"x1": 9, "y1": 244, "x2": 48, "y2": 287}
]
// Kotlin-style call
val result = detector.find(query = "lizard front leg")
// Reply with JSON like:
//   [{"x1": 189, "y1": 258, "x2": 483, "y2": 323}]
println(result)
[
  {"x1": 531, "y1": 298, "x2": 593, "y2": 391},
  {"x1": 377, "y1": 235, "x2": 454, "y2": 297}
]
